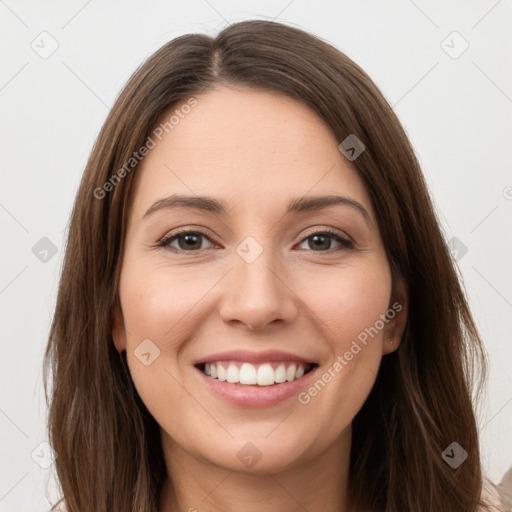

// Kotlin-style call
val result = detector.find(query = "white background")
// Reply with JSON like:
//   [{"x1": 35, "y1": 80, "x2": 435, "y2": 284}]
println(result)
[{"x1": 1, "y1": 1, "x2": 511, "y2": 510}]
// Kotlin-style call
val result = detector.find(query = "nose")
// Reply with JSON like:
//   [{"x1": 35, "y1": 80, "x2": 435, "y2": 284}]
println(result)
[{"x1": 218, "y1": 244, "x2": 298, "y2": 331}]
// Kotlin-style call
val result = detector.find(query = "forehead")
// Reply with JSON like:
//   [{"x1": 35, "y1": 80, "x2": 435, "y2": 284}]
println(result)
[{"x1": 130, "y1": 86, "x2": 373, "y2": 221}]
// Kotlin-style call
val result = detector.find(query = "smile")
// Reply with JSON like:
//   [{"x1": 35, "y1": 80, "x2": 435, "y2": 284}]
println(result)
[
  {"x1": 198, "y1": 361, "x2": 317, "y2": 386},
  {"x1": 194, "y1": 360, "x2": 320, "y2": 407}
]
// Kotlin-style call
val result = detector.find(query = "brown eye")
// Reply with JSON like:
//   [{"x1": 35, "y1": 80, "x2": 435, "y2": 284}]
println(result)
[
  {"x1": 298, "y1": 231, "x2": 353, "y2": 252},
  {"x1": 158, "y1": 230, "x2": 215, "y2": 252}
]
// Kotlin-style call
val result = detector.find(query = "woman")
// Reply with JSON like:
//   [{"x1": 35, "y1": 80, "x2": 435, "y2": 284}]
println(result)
[{"x1": 43, "y1": 19, "x2": 504, "y2": 511}]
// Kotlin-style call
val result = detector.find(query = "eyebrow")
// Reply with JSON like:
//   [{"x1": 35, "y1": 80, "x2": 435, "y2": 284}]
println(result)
[{"x1": 142, "y1": 194, "x2": 370, "y2": 223}]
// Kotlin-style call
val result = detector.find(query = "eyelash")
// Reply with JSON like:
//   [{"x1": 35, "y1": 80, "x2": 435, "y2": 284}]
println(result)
[{"x1": 156, "y1": 227, "x2": 354, "y2": 254}]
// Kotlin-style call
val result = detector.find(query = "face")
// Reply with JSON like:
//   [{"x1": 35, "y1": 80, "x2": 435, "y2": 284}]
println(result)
[{"x1": 112, "y1": 86, "x2": 407, "y2": 475}]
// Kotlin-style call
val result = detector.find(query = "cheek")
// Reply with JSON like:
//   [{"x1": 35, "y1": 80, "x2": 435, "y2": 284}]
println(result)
[
  {"x1": 118, "y1": 263, "x2": 218, "y2": 411},
  {"x1": 119, "y1": 264, "x2": 192, "y2": 421},
  {"x1": 302, "y1": 261, "x2": 392, "y2": 350},
  {"x1": 118, "y1": 263, "x2": 210, "y2": 350},
  {"x1": 293, "y1": 263, "x2": 391, "y2": 431}
]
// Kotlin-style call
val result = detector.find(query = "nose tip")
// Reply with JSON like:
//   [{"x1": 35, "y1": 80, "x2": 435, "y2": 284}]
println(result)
[{"x1": 219, "y1": 252, "x2": 298, "y2": 330}]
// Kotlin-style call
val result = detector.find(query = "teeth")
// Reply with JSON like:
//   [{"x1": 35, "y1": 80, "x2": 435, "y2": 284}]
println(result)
[
  {"x1": 240, "y1": 363, "x2": 256, "y2": 385},
  {"x1": 201, "y1": 361, "x2": 312, "y2": 386},
  {"x1": 257, "y1": 364, "x2": 274, "y2": 386},
  {"x1": 217, "y1": 364, "x2": 226, "y2": 382},
  {"x1": 226, "y1": 363, "x2": 239, "y2": 383},
  {"x1": 274, "y1": 364, "x2": 287, "y2": 383},
  {"x1": 286, "y1": 363, "x2": 297, "y2": 382}
]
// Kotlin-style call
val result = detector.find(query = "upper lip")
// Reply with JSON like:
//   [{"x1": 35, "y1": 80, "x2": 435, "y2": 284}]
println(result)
[{"x1": 193, "y1": 350, "x2": 316, "y2": 366}]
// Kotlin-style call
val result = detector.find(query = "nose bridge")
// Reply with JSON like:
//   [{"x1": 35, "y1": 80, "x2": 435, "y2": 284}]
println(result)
[{"x1": 219, "y1": 234, "x2": 297, "y2": 329}]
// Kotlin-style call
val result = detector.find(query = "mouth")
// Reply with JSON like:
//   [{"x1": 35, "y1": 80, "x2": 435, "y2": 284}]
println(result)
[{"x1": 194, "y1": 361, "x2": 319, "y2": 387}]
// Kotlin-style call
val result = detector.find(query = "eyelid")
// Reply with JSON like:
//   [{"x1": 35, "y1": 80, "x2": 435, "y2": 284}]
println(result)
[
  {"x1": 299, "y1": 226, "x2": 353, "y2": 244},
  {"x1": 156, "y1": 226, "x2": 219, "y2": 250},
  {"x1": 157, "y1": 225, "x2": 354, "y2": 254}
]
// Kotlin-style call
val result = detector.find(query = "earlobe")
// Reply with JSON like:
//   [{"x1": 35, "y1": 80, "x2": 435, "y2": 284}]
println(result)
[
  {"x1": 111, "y1": 305, "x2": 127, "y2": 353},
  {"x1": 382, "y1": 279, "x2": 408, "y2": 355}
]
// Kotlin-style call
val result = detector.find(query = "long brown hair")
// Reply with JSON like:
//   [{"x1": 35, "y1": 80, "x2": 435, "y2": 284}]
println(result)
[{"x1": 43, "y1": 19, "x2": 497, "y2": 511}]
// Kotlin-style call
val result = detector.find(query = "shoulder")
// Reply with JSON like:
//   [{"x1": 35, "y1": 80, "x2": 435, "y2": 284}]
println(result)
[{"x1": 480, "y1": 475, "x2": 509, "y2": 512}]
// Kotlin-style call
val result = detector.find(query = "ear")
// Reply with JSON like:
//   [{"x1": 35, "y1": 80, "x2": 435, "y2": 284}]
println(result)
[
  {"x1": 111, "y1": 301, "x2": 127, "y2": 353},
  {"x1": 382, "y1": 277, "x2": 408, "y2": 355}
]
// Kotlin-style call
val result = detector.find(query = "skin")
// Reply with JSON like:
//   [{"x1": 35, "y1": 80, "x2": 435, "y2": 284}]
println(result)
[{"x1": 112, "y1": 86, "x2": 408, "y2": 512}]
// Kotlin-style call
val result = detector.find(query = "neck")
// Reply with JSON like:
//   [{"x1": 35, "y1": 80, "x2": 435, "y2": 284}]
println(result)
[{"x1": 158, "y1": 427, "x2": 353, "y2": 512}]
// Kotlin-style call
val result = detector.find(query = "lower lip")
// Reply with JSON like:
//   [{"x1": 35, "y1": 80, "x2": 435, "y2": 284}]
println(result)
[{"x1": 194, "y1": 365, "x2": 319, "y2": 408}]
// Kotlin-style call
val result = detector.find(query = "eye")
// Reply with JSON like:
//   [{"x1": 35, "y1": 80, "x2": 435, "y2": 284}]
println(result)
[
  {"x1": 297, "y1": 229, "x2": 353, "y2": 252},
  {"x1": 157, "y1": 230, "x2": 215, "y2": 252},
  {"x1": 156, "y1": 228, "x2": 353, "y2": 253}
]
